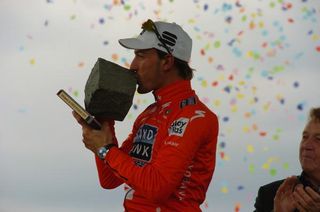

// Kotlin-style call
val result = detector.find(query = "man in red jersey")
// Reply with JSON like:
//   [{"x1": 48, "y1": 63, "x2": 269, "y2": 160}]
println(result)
[{"x1": 73, "y1": 19, "x2": 219, "y2": 211}]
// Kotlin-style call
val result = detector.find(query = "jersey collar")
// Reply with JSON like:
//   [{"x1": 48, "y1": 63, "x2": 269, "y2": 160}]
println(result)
[{"x1": 153, "y1": 80, "x2": 195, "y2": 104}]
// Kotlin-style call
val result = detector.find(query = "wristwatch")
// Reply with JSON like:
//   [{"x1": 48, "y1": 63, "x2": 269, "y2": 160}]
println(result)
[{"x1": 97, "y1": 143, "x2": 116, "y2": 160}]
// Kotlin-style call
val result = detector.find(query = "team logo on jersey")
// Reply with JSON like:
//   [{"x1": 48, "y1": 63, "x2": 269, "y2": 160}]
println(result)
[
  {"x1": 169, "y1": 117, "x2": 189, "y2": 137},
  {"x1": 130, "y1": 124, "x2": 158, "y2": 163},
  {"x1": 180, "y1": 96, "x2": 196, "y2": 108}
]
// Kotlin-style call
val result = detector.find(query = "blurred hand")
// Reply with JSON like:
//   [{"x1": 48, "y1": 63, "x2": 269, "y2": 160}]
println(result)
[
  {"x1": 274, "y1": 176, "x2": 298, "y2": 212},
  {"x1": 293, "y1": 184, "x2": 320, "y2": 212},
  {"x1": 72, "y1": 111, "x2": 113, "y2": 154}
]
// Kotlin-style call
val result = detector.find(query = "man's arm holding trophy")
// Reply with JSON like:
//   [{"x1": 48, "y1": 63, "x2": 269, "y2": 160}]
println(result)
[{"x1": 58, "y1": 58, "x2": 137, "y2": 188}]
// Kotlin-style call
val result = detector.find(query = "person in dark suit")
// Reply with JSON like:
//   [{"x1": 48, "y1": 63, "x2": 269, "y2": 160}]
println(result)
[{"x1": 254, "y1": 107, "x2": 320, "y2": 212}]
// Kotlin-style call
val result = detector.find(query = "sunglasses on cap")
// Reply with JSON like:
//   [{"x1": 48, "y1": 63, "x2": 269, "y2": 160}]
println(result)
[{"x1": 141, "y1": 19, "x2": 172, "y2": 55}]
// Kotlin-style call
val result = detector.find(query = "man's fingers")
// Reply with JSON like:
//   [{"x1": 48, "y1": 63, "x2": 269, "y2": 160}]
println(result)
[
  {"x1": 72, "y1": 111, "x2": 82, "y2": 122},
  {"x1": 101, "y1": 121, "x2": 111, "y2": 132},
  {"x1": 72, "y1": 111, "x2": 88, "y2": 127},
  {"x1": 295, "y1": 202, "x2": 307, "y2": 212},
  {"x1": 286, "y1": 176, "x2": 299, "y2": 185},
  {"x1": 305, "y1": 186, "x2": 320, "y2": 202},
  {"x1": 293, "y1": 184, "x2": 320, "y2": 211},
  {"x1": 294, "y1": 186, "x2": 309, "y2": 207},
  {"x1": 277, "y1": 176, "x2": 298, "y2": 193}
]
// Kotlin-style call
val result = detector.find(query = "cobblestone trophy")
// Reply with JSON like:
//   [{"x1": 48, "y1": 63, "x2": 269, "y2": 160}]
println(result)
[{"x1": 84, "y1": 58, "x2": 137, "y2": 121}]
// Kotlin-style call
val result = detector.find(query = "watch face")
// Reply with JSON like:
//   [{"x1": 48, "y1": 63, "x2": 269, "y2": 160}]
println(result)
[{"x1": 98, "y1": 147, "x2": 107, "y2": 159}]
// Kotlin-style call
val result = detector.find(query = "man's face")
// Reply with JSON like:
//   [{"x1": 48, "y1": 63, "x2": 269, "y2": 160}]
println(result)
[
  {"x1": 130, "y1": 49, "x2": 165, "y2": 94},
  {"x1": 299, "y1": 120, "x2": 320, "y2": 177}
]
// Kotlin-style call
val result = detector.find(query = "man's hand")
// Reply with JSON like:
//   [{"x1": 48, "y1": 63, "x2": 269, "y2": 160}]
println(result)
[
  {"x1": 72, "y1": 111, "x2": 113, "y2": 154},
  {"x1": 274, "y1": 176, "x2": 298, "y2": 212},
  {"x1": 293, "y1": 184, "x2": 320, "y2": 212}
]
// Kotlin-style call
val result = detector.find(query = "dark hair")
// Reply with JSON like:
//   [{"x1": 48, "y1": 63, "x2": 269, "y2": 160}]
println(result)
[
  {"x1": 156, "y1": 49, "x2": 194, "y2": 80},
  {"x1": 309, "y1": 107, "x2": 320, "y2": 122}
]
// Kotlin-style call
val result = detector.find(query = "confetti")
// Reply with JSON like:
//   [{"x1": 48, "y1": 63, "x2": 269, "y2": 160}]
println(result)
[
  {"x1": 219, "y1": 141, "x2": 226, "y2": 148},
  {"x1": 221, "y1": 186, "x2": 228, "y2": 193},
  {"x1": 293, "y1": 81, "x2": 299, "y2": 88},
  {"x1": 270, "y1": 168, "x2": 277, "y2": 176},
  {"x1": 249, "y1": 164, "x2": 255, "y2": 174},
  {"x1": 222, "y1": 116, "x2": 229, "y2": 122},
  {"x1": 203, "y1": 4, "x2": 209, "y2": 11},
  {"x1": 247, "y1": 144, "x2": 254, "y2": 153},
  {"x1": 78, "y1": 62, "x2": 85, "y2": 68},
  {"x1": 133, "y1": 104, "x2": 138, "y2": 110},
  {"x1": 235, "y1": 203, "x2": 241, "y2": 212},
  {"x1": 99, "y1": 18, "x2": 105, "y2": 24},
  {"x1": 29, "y1": 58, "x2": 36, "y2": 65},
  {"x1": 11, "y1": 2, "x2": 320, "y2": 211},
  {"x1": 70, "y1": 14, "x2": 76, "y2": 20},
  {"x1": 297, "y1": 104, "x2": 303, "y2": 111},
  {"x1": 112, "y1": 53, "x2": 119, "y2": 61}
]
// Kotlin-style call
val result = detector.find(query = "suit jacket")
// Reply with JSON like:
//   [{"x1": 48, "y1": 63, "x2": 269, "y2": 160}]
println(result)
[
  {"x1": 253, "y1": 179, "x2": 285, "y2": 212},
  {"x1": 254, "y1": 173, "x2": 311, "y2": 212}
]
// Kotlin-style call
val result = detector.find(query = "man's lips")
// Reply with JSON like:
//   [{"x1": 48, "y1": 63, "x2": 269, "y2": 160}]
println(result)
[{"x1": 301, "y1": 151, "x2": 314, "y2": 159}]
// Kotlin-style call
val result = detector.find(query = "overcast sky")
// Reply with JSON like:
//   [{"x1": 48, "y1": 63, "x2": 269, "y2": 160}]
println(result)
[{"x1": 1, "y1": 0, "x2": 320, "y2": 211}]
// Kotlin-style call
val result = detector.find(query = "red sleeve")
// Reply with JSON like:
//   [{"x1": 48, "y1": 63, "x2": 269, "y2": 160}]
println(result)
[
  {"x1": 105, "y1": 110, "x2": 218, "y2": 203},
  {"x1": 95, "y1": 155, "x2": 123, "y2": 189},
  {"x1": 95, "y1": 120, "x2": 136, "y2": 189}
]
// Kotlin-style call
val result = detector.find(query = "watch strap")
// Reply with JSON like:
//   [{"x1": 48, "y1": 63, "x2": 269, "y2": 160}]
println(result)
[{"x1": 104, "y1": 143, "x2": 117, "y2": 151}]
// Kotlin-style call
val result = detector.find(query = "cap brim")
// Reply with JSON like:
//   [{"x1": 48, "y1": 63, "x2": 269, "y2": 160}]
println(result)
[{"x1": 118, "y1": 38, "x2": 154, "y2": 50}]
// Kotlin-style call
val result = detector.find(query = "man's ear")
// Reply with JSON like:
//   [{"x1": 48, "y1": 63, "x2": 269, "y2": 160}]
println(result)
[{"x1": 162, "y1": 54, "x2": 175, "y2": 72}]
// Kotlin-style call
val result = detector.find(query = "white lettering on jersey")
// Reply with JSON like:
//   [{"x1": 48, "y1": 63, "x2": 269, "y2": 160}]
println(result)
[
  {"x1": 168, "y1": 118, "x2": 189, "y2": 137},
  {"x1": 131, "y1": 144, "x2": 150, "y2": 157},
  {"x1": 164, "y1": 140, "x2": 179, "y2": 147},
  {"x1": 177, "y1": 164, "x2": 194, "y2": 201},
  {"x1": 131, "y1": 124, "x2": 158, "y2": 163}
]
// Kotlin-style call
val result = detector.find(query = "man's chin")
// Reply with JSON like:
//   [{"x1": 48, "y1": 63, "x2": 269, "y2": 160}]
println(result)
[
  {"x1": 137, "y1": 86, "x2": 151, "y2": 94},
  {"x1": 301, "y1": 161, "x2": 315, "y2": 171}
]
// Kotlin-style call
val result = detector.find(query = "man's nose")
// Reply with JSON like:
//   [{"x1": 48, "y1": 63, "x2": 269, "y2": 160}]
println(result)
[{"x1": 130, "y1": 57, "x2": 138, "y2": 71}]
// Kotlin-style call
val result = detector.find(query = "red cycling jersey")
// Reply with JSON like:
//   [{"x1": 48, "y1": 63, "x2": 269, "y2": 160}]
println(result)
[{"x1": 95, "y1": 80, "x2": 219, "y2": 211}]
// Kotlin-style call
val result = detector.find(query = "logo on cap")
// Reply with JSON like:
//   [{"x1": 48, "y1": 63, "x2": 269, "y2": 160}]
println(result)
[
  {"x1": 162, "y1": 31, "x2": 177, "y2": 46},
  {"x1": 157, "y1": 31, "x2": 177, "y2": 52}
]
